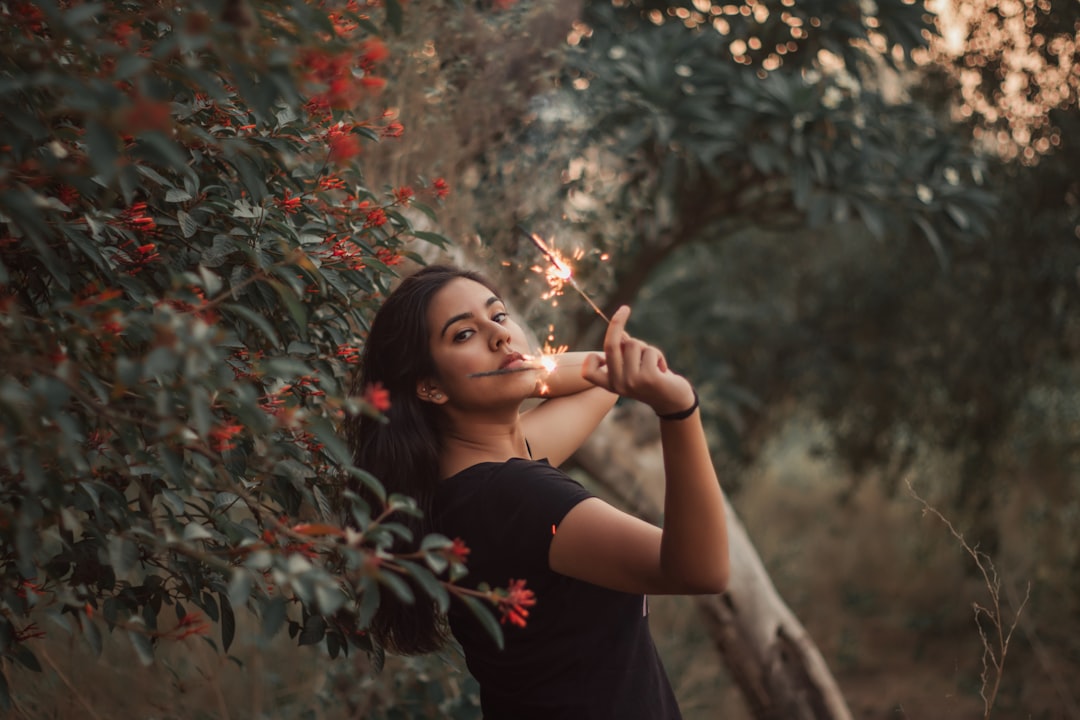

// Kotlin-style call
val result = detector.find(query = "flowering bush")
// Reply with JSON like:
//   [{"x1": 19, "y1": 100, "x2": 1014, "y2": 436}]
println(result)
[{"x1": 0, "y1": 0, "x2": 513, "y2": 705}]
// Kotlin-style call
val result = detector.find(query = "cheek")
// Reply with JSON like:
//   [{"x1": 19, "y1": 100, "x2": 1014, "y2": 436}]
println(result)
[{"x1": 508, "y1": 321, "x2": 532, "y2": 347}]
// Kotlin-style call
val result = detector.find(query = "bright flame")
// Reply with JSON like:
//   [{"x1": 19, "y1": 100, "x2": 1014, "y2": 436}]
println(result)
[
  {"x1": 532, "y1": 343, "x2": 567, "y2": 395},
  {"x1": 519, "y1": 226, "x2": 610, "y2": 323}
]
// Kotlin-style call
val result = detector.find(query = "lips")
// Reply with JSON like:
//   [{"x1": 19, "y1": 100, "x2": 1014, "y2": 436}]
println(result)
[{"x1": 499, "y1": 352, "x2": 526, "y2": 370}]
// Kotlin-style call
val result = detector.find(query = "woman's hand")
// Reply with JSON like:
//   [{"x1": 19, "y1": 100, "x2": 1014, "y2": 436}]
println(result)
[{"x1": 581, "y1": 306, "x2": 695, "y2": 416}]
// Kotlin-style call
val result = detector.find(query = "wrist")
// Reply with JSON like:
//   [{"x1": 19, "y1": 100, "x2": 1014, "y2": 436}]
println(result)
[{"x1": 655, "y1": 387, "x2": 699, "y2": 421}]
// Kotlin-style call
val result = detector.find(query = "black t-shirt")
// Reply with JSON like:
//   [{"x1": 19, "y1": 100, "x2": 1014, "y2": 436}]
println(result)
[{"x1": 432, "y1": 457, "x2": 682, "y2": 720}]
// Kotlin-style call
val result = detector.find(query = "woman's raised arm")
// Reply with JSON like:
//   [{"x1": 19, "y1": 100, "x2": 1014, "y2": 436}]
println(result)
[
  {"x1": 548, "y1": 306, "x2": 730, "y2": 595},
  {"x1": 519, "y1": 351, "x2": 617, "y2": 466}
]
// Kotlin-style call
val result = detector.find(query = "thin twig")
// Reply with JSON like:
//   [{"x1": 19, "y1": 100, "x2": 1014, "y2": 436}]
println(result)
[{"x1": 906, "y1": 478, "x2": 1030, "y2": 720}]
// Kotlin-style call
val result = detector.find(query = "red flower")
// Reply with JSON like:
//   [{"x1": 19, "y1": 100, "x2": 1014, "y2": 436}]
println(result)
[
  {"x1": 392, "y1": 186, "x2": 413, "y2": 204},
  {"x1": 119, "y1": 201, "x2": 158, "y2": 233},
  {"x1": 172, "y1": 612, "x2": 210, "y2": 640},
  {"x1": 363, "y1": 381, "x2": 391, "y2": 412},
  {"x1": 329, "y1": 132, "x2": 361, "y2": 163},
  {"x1": 210, "y1": 423, "x2": 244, "y2": 452},
  {"x1": 122, "y1": 96, "x2": 173, "y2": 134},
  {"x1": 76, "y1": 286, "x2": 123, "y2": 307},
  {"x1": 375, "y1": 246, "x2": 402, "y2": 265},
  {"x1": 303, "y1": 49, "x2": 361, "y2": 110},
  {"x1": 497, "y1": 578, "x2": 536, "y2": 628},
  {"x1": 433, "y1": 177, "x2": 450, "y2": 199},
  {"x1": 276, "y1": 190, "x2": 303, "y2": 215},
  {"x1": 319, "y1": 176, "x2": 347, "y2": 191},
  {"x1": 56, "y1": 184, "x2": 80, "y2": 209},
  {"x1": 11, "y1": 2, "x2": 45, "y2": 35},
  {"x1": 360, "y1": 38, "x2": 390, "y2": 68},
  {"x1": 359, "y1": 76, "x2": 386, "y2": 91},
  {"x1": 364, "y1": 207, "x2": 388, "y2": 228},
  {"x1": 448, "y1": 537, "x2": 470, "y2": 562},
  {"x1": 336, "y1": 344, "x2": 361, "y2": 363},
  {"x1": 381, "y1": 121, "x2": 404, "y2": 138},
  {"x1": 111, "y1": 21, "x2": 138, "y2": 48}
]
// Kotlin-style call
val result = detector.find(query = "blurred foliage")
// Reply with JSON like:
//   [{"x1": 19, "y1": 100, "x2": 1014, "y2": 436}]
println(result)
[
  {"x1": 556, "y1": 0, "x2": 994, "y2": 320},
  {"x1": 626, "y1": 0, "x2": 1080, "y2": 603},
  {"x1": 0, "y1": 0, "x2": 513, "y2": 709},
  {"x1": 922, "y1": 0, "x2": 1080, "y2": 164}
]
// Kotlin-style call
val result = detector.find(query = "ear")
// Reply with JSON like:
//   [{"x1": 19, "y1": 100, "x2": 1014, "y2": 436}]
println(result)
[{"x1": 416, "y1": 379, "x2": 448, "y2": 405}]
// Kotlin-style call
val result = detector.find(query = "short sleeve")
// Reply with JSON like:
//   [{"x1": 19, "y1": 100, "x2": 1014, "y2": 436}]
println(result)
[
  {"x1": 486, "y1": 459, "x2": 592, "y2": 573},
  {"x1": 434, "y1": 459, "x2": 593, "y2": 582}
]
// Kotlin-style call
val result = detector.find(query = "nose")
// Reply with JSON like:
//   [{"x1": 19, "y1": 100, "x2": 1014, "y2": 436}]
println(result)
[{"x1": 486, "y1": 319, "x2": 511, "y2": 350}]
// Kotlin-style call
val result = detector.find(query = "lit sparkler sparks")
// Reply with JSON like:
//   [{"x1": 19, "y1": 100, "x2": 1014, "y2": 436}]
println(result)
[
  {"x1": 515, "y1": 225, "x2": 610, "y2": 323},
  {"x1": 466, "y1": 227, "x2": 603, "y2": 384},
  {"x1": 465, "y1": 343, "x2": 568, "y2": 380}
]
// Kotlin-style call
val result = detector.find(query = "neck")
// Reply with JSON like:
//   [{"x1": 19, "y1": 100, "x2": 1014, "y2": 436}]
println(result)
[{"x1": 438, "y1": 409, "x2": 531, "y2": 479}]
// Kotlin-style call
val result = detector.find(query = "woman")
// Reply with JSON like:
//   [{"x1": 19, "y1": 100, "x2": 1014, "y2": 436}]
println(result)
[{"x1": 346, "y1": 265, "x2": 729, "y2": 719}]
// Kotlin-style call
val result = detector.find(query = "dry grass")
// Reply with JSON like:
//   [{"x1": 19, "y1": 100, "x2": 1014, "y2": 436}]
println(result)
[{"x1": 662, "y1": 410, "x2": 1079, "y2": 720}]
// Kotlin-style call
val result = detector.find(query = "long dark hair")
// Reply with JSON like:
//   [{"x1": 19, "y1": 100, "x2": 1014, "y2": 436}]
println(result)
[{"x1": 345, "y1": 264, "x2": 502, "y2": 654}]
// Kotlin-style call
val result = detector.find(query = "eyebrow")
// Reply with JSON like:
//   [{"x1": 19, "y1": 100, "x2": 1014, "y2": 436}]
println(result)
[{"x1": 440, "y1": 296, "x2": 502, "y2": 338}]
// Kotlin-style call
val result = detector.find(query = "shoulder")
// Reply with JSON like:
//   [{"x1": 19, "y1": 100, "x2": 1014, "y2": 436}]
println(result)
[{"x1": 435, "y1": 459, "x2": 591, "y2": 524}]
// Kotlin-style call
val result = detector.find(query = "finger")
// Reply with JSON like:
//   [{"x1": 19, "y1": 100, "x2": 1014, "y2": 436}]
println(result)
[
  {"x1": 642, "y1": 346, "x2": 664, "y2": 376},
  {"x1": 603, "y1": 306, "x2": 631, "y2": 387},
  {"x1": 622, "y1": 337, "x2": 646, "y2": 383},
  {"x1": 580, "y1": 352, "x2": 610, "y2": 390},
  {"x1": 657, "y1": 349, "x2": 668, "y2": 373}
]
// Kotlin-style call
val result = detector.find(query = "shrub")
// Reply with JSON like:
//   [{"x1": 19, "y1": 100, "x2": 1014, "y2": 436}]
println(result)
[{"x1": 0, "y1": 1, "x2": 501, "y2": 706}]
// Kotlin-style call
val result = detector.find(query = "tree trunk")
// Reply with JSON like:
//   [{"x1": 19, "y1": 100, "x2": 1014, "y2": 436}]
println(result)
[{"x1": 572, "y1": 409, "x2": 853, "y2": 720}]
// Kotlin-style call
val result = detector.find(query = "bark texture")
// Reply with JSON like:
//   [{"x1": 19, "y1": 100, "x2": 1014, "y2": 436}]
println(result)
[{"x1": 572, "y1": 408, "x2": 853, "y2": 720}]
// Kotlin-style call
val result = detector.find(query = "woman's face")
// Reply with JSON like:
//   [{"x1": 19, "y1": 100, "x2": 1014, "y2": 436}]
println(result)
[{"x1": 421, "y1": 277, "x2": 537, "y2": 409}]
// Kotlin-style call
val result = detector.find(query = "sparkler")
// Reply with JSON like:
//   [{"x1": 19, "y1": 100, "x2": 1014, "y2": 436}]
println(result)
[
  {"x1": 515, "y1": 225, "x2": 610, "y2": 324},
  {"x1": 466, "y1": 227, "x2": 606, "y2": 381}
]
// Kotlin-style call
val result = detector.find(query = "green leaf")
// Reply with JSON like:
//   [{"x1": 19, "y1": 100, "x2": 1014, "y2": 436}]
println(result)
[
  {"x1": 10, "y1": 644, "x2": 42, "y2": 672},
  {"x1": 223, "y1": 303, "x2": 282, "y2": 347},
  {"x1": 411, "y1": 230, "x2": 450, "y2": 248},
  {"x1": 313, "y1": 484, "x2": 333, "y2": 522},
  {"x1": 128, "y1": 627, "x2": 155, "y2": 666},
  {"x1": 0, "y1": 618, "x2": 13, "y2": 654},
  {"x1": 913, "y1": 214, "x2": 949, "y2": 271},
  {"x1": 134, "y1": 133, "x2": 189, "y2": 173},
  {"x1": 178, "y1": 209, "x2": 199, "y2": 239},
  {"x1": 346, "y1": 467, "x2": 386, "y2": 503},
  {"x1": 108, "y1": 535, "x2": 139, "y2": 575},
  {"x1": 260, "y1": 595, "x2": 288, "y2": 639},
  {"x1": 266, "y1": 278, "x2": 308, "y2": 334},
  {"x1": 357, "y1": 577, "x2": 380, "y2": 629},
  {"x1": 386, "y1": 0, "x2": 403, "y2": 34},
  {"x1": 377, "y1": 570, "x2": 414, "y2": 605},
  {"x1": 420, "y1": 534, "x2": 452, "y2": 552},
  {"x1": 0, "y1": 668, "x2": 10, "y2": 710},
  {"x1": 396, "y1": 560, "x2": 449, "y2": 613},
  {"x1": 84, "y1": 119, "x2": 119, "y2": 183},
  {"x1": 306, "y1": 416, "x2": 353, "y2": 468},
  {"x1": 165, "y1": 188, "x2": 193, "y2": 203},
  {"x1": 189, "y1": 385, "x2": 211, "y2": 438},
  {"x1": 297, "y1": 614, "x2": 326, "y2": 646},
  {"x1": 315, "y1": 581, "x2": 346, "y2": 616},
  {"x1": 182, "y1": 522, "x2": 214, "y2": 542},
  {"x1": 219, "y1": 593, "x2": 236, "y2": 653},
  {"x1": 227, "y1": 569, "x2": 254, "y2": 609},
  {"x1": 459, "y1": 594, "x2": 503, "y2": 650}
]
